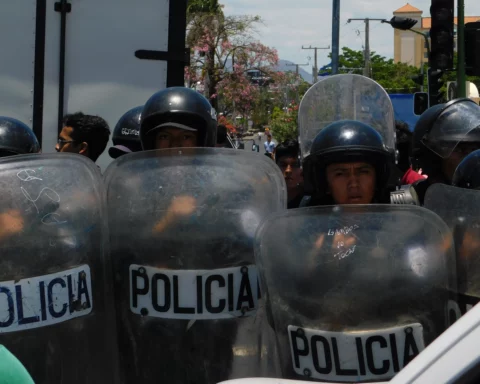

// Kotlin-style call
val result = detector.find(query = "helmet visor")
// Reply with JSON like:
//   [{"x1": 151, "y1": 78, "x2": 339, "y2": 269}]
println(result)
[{"x1": 423, "y1": 100, "x2": 480, "y2": 158}]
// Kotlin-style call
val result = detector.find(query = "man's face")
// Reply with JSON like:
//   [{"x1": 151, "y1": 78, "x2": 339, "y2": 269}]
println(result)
[
  {"x1": 267, "y1": 136, "x2": 271, "y2": 142},
  {"x1": 278, "y1": 156, "x2": 302, "y2": 194},
  {"x1": 326, "y1": 162, "x2": 376, "y2": 204},
  {"x1": 56, "y1": 126, "x2": 85, "y2": 155},
  {"x1": 442, "y1": 142, "x2": 480, "y2": 183},
  {"x1": 154, "y1": 127, "x2": 198, "y2": 149}
]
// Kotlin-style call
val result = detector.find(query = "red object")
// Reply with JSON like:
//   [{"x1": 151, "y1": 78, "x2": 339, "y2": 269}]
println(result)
[{"x1": 401, "y1": 167, "x2": 426, "y2": 185}]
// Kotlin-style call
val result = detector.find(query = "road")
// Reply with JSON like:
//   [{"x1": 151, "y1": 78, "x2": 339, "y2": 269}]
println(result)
[{"x1": 235, "y1": 132, "x2": 275, "y2": 154}]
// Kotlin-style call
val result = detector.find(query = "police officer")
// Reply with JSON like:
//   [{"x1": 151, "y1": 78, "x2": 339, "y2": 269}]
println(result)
[
  {"x1": 452, "y1": 149, "x2": 480, "y2": 190},
  {"x1": 302, "y1": 120, "x2": 392, "y2": 206},
  {"x1": 0, "y1": 117, "x2": 41, "y2": 241},
  {"x1": 0, "y1": 117, "x2": 40, "y2": 157},
  {"x1": 411, "y1": 98, "x2": 480, "y2": 203},
  {"x1": 140, "y1": 87, "x2": 217, "y2": 150},
  {"x1": 108, "y1": 106, "x2": 142, "y2": 159}
]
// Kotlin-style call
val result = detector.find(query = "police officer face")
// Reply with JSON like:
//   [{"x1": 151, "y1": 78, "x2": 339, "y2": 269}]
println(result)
[
  {"x1": 326, "y1": 162, "x2": 376, "y2": 205},
  {"x1": 154, "y1": 127, "x2": 198, "y2": 149},
  {"x1": 442, "y1": 143, "x2": 480, "y2": 183},
  {"x1": 56, "y1": 126, "x2": 87, "y2": 155}
]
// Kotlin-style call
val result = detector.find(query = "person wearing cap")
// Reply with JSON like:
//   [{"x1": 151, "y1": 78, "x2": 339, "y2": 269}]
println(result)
[
  {"x1": 140, "y1": 87, "x2": 217, "y2": 150},
  {"x1": 109, "y1": 106, "x2": 143, "y2": 159}
]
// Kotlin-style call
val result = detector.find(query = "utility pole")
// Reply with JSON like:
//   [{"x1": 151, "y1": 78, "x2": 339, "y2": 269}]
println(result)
[
  {"x1": 332, "y1": 0, "x2": 341, "y2": 74},
  {"x1": 347, "y1": 18, "x2": 385, "y2": 78},
  {"x1": 457, "y1": 0, "x2": 466, "y2": 98},
  {"x1": 302, "y1": 45, "x2": 330, "y2": 83},
  {"x1": 286, "y1": 63, "x2": 309, "y2": 102},
  {"x1": 365, "y1": 19, "x2": 370, "y2": 77},
  {"x1": 286, "y1": 62, "x2": 309, "y2": 77}
]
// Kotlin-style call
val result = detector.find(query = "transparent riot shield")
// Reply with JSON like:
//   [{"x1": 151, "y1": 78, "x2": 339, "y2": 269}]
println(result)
[
  {"x1": 256, "y1": 205, "x2": 455, "y2": 383},
  {"x1": 298, "y1": 74, "x2": 395, "y2": 159},
  {"x1": 425, "y1": 184, "x2": 480, "y2": 324},
  {"x1": 0, "y1": 153, "x2": 118, "y2": 383},
  {"x1": 105, "y1": 148, "x2": 287, "y2": 383}
]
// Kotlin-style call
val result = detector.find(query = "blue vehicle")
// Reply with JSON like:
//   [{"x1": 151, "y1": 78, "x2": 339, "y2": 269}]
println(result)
[{"x1": 389, "y1": 94, "x2": 423, "y2": 131}]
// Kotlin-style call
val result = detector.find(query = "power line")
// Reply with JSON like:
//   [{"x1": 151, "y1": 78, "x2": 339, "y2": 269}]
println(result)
[
  {"x1": 347, "y1": 18, "x2": 385, "y2": 78},
  {"x1": 301, "y1": 45, "x2": 330, "y2": 83}
]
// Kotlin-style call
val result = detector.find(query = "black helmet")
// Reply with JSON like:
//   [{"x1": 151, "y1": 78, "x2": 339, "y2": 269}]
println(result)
[
  {"x1": 412, "y1": 98, "x2": 480, "y2": 174},
  {"x1": 0, "y1": 117, "x2": 40, "y2": 157},
  {"x1": 303, "y1": 120, "x2": 392, "y2": 200},
  {"x1": 140, "y1": 87, "x2": 217, "y2": 150},
  {"x1": 109, "y1": 106, "x2": 143, "y2": 159},
  {"x1": 452, "y1": 149, "x2": 480, "y2": 189}
]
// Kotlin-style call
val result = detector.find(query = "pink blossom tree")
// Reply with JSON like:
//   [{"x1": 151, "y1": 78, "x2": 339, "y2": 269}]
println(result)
[{"x1": 186, "y1": 5, "x2": 279, "y2": 112}]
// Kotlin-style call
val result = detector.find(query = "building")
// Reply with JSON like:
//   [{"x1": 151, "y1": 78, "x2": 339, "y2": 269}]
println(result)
[{"x1": 393, "y1": 3, "x2": 480, "y2": 68}]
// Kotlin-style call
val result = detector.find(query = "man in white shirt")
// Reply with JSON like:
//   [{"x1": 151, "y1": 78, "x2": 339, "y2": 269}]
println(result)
[{"x1": 264, "y1": 134, "x2": 276, "y2": 158}]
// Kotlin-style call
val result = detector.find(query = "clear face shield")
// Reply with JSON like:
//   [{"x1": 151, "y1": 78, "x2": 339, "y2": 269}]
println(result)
[
  {"x1": 422, "y1": 100, "x2": 480, "y2": 159},
  {"x1": 298, "y1": 74, "x2": 396, "y2": 160}
]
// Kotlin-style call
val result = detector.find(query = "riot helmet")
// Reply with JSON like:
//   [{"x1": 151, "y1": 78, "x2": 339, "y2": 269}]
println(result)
[
  {"x1": 412, "y1": 98, "x2": 480, "y2": 183},
  {"x1": 0, "y1": 117, "x2": 40, "y2": 157},
  {"x1": 140, "y1": 87, "x2": 217, "y2": 150},
  {"x1": 109, "y1": 106, "x2": 142, "y2": 159},
  {"x1": 303, "y1": 120, "x2": 392, "y2": 204},
  {"x1": 452, "y1": 149, "x2": 480, "y2": 189}
]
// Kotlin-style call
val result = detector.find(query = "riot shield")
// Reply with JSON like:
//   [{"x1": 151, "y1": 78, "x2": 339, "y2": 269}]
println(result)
[
  {"x1": 424, "y1": 184, "x2": 480, "y2": 324},
  {"x1": 256, "y1": 205, "x2": 455, "y2": 383},
  {"x1": 105, "y1": 148, "x2": 287, "y2": 383},
  {"x1": 298, "y1": 74, "x2": 395, "y2": 159},
  {"x1": 0, "y1": 153, "x2": 118, "y2": 383}
]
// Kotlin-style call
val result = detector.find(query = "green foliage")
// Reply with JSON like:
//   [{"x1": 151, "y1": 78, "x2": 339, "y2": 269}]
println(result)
[
  {"x1": 325, "y1": 48, "x2": 480, "y2": 100},
  {"x1": 327, "y1": 47, "x2": 423, "y2": 93},
  {"x1": 269, "y1": 102, "x2": 299, "y2": 143},
  {"x1": 187, "y1": 0, "x2": 221, "y2": 15}
]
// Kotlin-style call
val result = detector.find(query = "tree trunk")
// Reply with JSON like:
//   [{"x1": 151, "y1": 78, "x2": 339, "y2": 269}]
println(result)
[{"x1": 207, "y1": 45, "x2": 218, "y2": 110}]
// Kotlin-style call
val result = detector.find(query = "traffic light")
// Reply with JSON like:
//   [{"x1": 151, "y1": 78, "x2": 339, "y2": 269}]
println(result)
[
  {"x1": 410, "y1": 73, "x2": 425, "y2": 86},
  {"x1": 414, "y1": 92, "x2": 429, "y2": 115},
  {"x1": 428, "y1": 68, "x2": 444, "y2": 106},
  {"x1": 430, "y1": 0, "x2": 454, "y2": 70},
  {"x1": 465, "y1": 22, "x2": 480, "y2": 76}
]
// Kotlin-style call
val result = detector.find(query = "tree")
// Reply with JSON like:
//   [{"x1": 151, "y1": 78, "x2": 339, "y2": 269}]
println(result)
[
  {"x1": 325, "y1": 47, "x2": 422, "y2": 93},
  {"x1": 187, "y1": 4, "x2": 279, "y2": 110},
  {"x1": 215, "y1": 42, "x2": 279, "y2": 124},
  {"x1": 269, "y1": 101, "x2": 299, "y2": 143}
]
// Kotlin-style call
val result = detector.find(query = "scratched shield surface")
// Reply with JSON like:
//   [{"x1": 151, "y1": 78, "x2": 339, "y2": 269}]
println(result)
[
  {"x1": 255, "y1": 205, "x2": 455, "y2": 382},
  {"x1": 425, "y1": 184, "x2": 480, "y2": 323},
  {"x1": 298, "y1": 74, "x2": 396, "y2": 159},
  {"x1": 104, "y1": 148, "x2": 287, "y2": 383},
  {"x1": 0, "y1": 153, "x2": 119, "y2": 383}
]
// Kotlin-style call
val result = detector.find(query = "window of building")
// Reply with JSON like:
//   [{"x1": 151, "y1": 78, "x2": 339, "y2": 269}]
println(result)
[{"x1": 424, "y1": 52, "x2": 429, "y2": 58}]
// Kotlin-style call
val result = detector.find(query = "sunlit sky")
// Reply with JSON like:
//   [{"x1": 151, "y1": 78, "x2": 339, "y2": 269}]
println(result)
[{"x1": 222, "y1": 1, "x2": 480, "y2": 68}]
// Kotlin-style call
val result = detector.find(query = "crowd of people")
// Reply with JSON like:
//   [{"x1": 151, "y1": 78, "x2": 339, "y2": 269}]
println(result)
[
  {"x1": 2, "y1": 84, "x2": 480, "y2": 209},
  {"x1": 2, "y1": 79, "x2": 480, "y2": 382}
]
